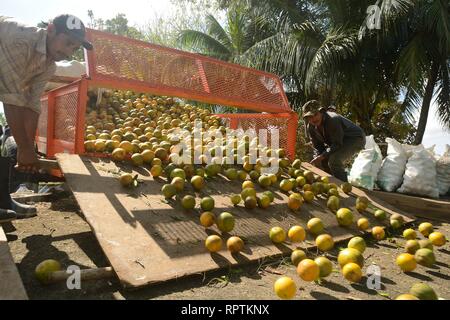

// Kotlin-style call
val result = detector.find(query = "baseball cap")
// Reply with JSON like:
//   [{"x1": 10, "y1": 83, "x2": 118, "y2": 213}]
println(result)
[
  {"x1": 302, "y1": 100, "x2": 323, "y2": 118},
  {"x1": 52, "y1": 14, "x2": 93, "y2": 50}
]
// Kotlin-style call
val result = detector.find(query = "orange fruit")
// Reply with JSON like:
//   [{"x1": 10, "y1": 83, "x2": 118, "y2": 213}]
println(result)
[
  {"x1": 395, "y1": 294, "x2": 419, "y2": 300},
  {"x1": 336, "y1": 208, "x2": 354, "y2": 227},
  {"x1": 288, "y1": 193, "x2": 303, "y2": 211},
  {"x1": 150, "y1": 165, "x2": 163, "y2": 178},
  {"x1": 274, "y1": 277, "x2": 297, "y2": 300},
  {"x1": 111, "y1": 148, "x2": 126, "y2": 161},
  {"x1": 314, "y1": 256, "x2": 333, "y2": 278},
  {"x1": 307, "y1": 218, "x2": 324, "y2": 235},
  {"x1": 403, "y1": 229, "x2": 417, "y2": 240},
  {"x1": 418, "y1": 222, "x2": 434, "y2": 237},
  {"x1": 396, "y1": 253, "x2": 417, "y2": 272},
  {"x1": 357, "y1": 218, "x2": 370, "y2": 231},
  {"x1": 288, "y1": 226, "x2": 306, "y2": 243},
  {"x1": 199, "y1": 212, "x2": 215, "y2": 228},
  {"x1": 226, "y1": 236, "x2": 244, "y2": 253},
  {"x1": 291, "y1": 249, "x2": 307, "y2": 266},
  {"x1": 297, "y1": 259, "x2": 320, "y2": 282},
  {"x1": 119, "y1": 141, "x2": 133, "y2": 153},
  {"x1": 429, "y1": 232, "x2": 446, "y2": 247},
  {"x1": 216, "y1": 212, "x2": 235, "y2": 233},
  {"x1": 338, "y1": 248, "x2": 364, "y2": 268},
  {"x1": 342, "y1": 263, "x2": 362, "y2": 283},
  {"x1": 205, "y1": 235, "x2": 222, "y2": 253},
  {"x1": 315, "y1": 234, "x2": 334, "y2": 252},
  {"x1": 269, "y1": 227, "x2": 286, "y2": 244},
  {"x1": 372, "y1": 226, "x2": 385, "y2": 240}
]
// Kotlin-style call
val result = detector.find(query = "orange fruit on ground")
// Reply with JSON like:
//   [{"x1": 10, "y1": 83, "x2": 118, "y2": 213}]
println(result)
[
  {"x1": 314, "y1": 256, "x2": 333, "y2": 278},
  {"x1": 288, "y1": 193, "x2": 303, "y2": 211},
  {"x1": 307, "y1": 218, "x2": 324, "y2": 235},
  {"x1": 338, "y1": 248, "x2": 364, "y2": 268},
  {"x1": 205, "y1": 235, "x2": 222, "y2": 253},
  {"x1": 396, "y1": 253, "x2": 417, "y2": 272},
  {"x1": 342, "y1": 263, "x2": 362, "y2": 283},
  {"x1": 418, "y1": 222, "x2": 434, "y2": 237},
  {"x1": 315, "y1": 234, "x2": 334, "y2": 252},
  {"x1": 336, "y1": 208, "x2": 354, "y2": 227},
  {"x1": 150, "y1": 165, "x2": 163, "y2": 178},
  {"x1": 199, "y1": 212, "x2": 215, "y2": 228},
  {"x1": 216, "y1": 212, "x2": 235, "y2": 233},
  {"x1": 191, "y1": 175, "x2": 205, "y2": 191},
  {"x1": 200, "y1": 197, "x2": 215, "y2": 211},
  {"x1": 274, "y1": 277, "x2": 297, "y2": 300},
  {"x1": 429, "y1": 232, "x2": 446, "y2": 247},
  {"x1": 297, "y1": 259, "x2": 320, "y2": 282},
  {"x1": 288, "y1": 226, "x2": 306, "y2": 243},
  {"x1": 291, "y1": 249, "x2": 307, "y2": 266},
  {"x1": 242, "y1": 181, "x2": 254, "y2": 190},
  {"x1": 119, "y1": 173, "x2": 134, "y2": 187},
  {"x1": 35, "y1": 259, "x2": 62, "y2": 284},
  {"x1": 269, "y1": 227, "x2": 286, "y2": 244},
  {"x1": 395, "y1": 294, "x2": 419, "y2": 300},
  {"x1": 348, "y1": 237, "x2": 367, "y2": 254},
  {"x1": 403, "y1": 229, "x2": 417, "y2": 240},
  {"x1": 227, "y1": 236, "x2": 244, "y2": 253},
  {"x1": 357, "y1": 218, "x2": 370, "y2": 231},
  {"x1": 372, "y1": 226, "x2": 385, "y2": 240}
]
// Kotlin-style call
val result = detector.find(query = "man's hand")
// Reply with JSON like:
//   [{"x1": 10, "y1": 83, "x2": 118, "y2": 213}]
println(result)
[{"x1": 310, "y1": 154, "x2": 325, "y2": 167}]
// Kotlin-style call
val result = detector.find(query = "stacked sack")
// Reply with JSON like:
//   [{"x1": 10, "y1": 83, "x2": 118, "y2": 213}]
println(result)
[
  {"x1": 377, "y1": 138, "x2": 408, "y2": 192},
  {"x1": 397, "y1": 145, "x2": 440, "y2": 199},
  {"x1": 349, "y1": 135, "x2": 383, "y2": 190},
  {"x1": 436, "y1": 145, "x2": 450, "y2": 196}
]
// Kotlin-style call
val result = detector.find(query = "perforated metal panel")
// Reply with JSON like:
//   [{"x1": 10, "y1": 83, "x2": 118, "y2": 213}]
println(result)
[
  {"x1": 85, "y1": 29, "x2": 291, "y2": 114},
  {"x1": 54, "y1": 90, "x2": 78, "y2": 143},
  {"x1": 36, "y1": 96, "x2": 49, "y2": 154}
]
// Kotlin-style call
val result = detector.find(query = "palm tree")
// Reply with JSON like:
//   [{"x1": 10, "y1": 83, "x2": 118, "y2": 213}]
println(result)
[
  {"x1": 178, "y1": 3, "x2": 273, "y2": 62},
  {"x1": 363, "y1": 0, "x2": 450, "y2": 144}
]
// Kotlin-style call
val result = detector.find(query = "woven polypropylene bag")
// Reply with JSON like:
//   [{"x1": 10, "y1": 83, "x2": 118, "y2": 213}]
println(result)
[
  {"x1": 377, "y1": 138, "x2": 407, "y2": 192},
  {"x1": 436, "y1": 145, "x2": 450, "y2": 196},
  {"x1": 398, "y1": 147, "x2": 439, "y2": 198}
]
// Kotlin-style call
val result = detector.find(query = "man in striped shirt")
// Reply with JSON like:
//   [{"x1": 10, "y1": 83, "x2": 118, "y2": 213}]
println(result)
[{"x1": 0, "y1": 14, "x2": 92, "y2": 222}]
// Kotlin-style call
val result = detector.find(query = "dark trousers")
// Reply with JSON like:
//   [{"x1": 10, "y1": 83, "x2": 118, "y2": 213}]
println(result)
[{"x1": 320, "y1": 136, "x2": 366, "y2": 182}]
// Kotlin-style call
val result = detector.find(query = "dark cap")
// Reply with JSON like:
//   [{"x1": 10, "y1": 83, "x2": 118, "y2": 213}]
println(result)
[
  {"x1": 302, "y1": 100, "x2": 323, "y2": 118},
  {"x1": 52, "y1": 14, "x2": 93, "y2": 50}
]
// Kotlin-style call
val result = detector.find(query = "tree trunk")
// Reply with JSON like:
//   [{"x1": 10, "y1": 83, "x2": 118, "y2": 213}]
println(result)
[{"x1": 414, "y1": 62, "x2": 440, "y2": 145}]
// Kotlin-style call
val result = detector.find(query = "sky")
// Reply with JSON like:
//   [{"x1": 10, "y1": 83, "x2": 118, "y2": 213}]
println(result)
[{"x1": 1, "y1": 0, "x2": 449, "y2": 154}]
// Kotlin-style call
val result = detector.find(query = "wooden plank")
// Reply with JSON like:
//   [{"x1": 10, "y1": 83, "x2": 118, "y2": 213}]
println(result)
[
  {"x1": 301, "y1": 163, "x2": 415, "y2": 224},
  {"x1": 56, "y1": 154, "x2": 413, "y2": 288},
  {"x1": 367, "y1": 190, "x2": 450, "y2": 222},
  {"x1": 0, "y1": 225, "x2": 28, "y2": 300}
]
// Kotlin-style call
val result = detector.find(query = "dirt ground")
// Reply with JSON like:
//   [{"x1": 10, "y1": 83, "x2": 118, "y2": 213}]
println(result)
[{"x1": 4, "y1": 191, "x2": 450, "y2": 300}]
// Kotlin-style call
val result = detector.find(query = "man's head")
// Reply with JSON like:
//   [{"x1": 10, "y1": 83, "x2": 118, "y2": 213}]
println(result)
[
  {"x1": 302, "y1": 100, "x2": 324, "y2": 127},
  {"x1": 46, "y1": 14, "x2": 93, "y2": 61}
]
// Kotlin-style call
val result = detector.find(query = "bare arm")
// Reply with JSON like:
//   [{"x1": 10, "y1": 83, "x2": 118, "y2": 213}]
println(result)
[{"x1": 4, "y1": 104, "x2": 39, "y2": 172}]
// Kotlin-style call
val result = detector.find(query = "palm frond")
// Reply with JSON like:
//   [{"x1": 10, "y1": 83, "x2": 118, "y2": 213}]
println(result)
[
  {"x1": 435, "y1": 63, "x2": 450, "y2": 128},
  {"x1": 205, "y1": 14, "x2": 232, "y2": 50},
  {"x1": 178, "y1": 29, "x2": 231, "y2": 60}
]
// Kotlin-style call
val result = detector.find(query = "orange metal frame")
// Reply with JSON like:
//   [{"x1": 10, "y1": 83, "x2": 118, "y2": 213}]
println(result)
[{"x1": 37, "y1": 29, "x2": 298, "y2": 161}]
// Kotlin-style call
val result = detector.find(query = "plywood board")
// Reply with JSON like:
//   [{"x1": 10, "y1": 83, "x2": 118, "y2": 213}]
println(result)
[
  {"x1": 367, "y1": 190, "x2": 450, "y2": 222},
  {"x1": 0, "y1": 225, "x2": 28, "y2": 300},
  {"x1": 57, "y1": 154, "x2": 414, "y2": 288}
]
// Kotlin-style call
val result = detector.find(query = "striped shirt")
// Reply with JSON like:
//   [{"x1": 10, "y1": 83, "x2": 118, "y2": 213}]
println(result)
[{"x1": 0, "y1": 17, "x2": 56, "y2": 114}]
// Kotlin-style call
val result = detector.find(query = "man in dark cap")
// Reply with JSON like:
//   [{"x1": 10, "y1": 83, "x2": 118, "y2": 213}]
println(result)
[
  {"x1": 0, "y1": 14, "x2": 92, "y2": 222},
  {"x1": 302, "y1": 100, "x2": 366, "y2": 182}
]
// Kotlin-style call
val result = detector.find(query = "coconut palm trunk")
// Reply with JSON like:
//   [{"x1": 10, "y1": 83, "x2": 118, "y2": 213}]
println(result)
[{"x1": 414, "y1": 61, "x2": 440, "y2": 145}]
